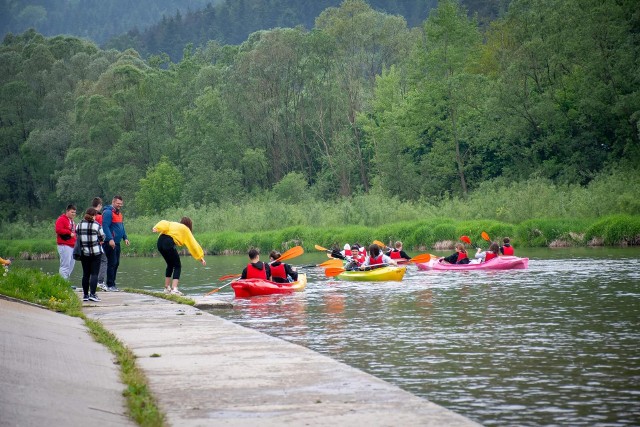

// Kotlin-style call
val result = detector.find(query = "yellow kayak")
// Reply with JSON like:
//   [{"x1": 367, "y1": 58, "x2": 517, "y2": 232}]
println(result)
[{"x1": 337, "y1": 266, "x2": 406, "y2": 282}]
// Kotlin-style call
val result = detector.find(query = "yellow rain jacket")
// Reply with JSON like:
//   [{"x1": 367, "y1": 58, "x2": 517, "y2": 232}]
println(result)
[{"x1": 153, "y1": 220, "x2": 204, "y2": 261}]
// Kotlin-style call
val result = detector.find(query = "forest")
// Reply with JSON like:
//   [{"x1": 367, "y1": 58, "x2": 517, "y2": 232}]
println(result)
[
  {"x1": 103, "y1": 0, "x2": 499, "y2": 61},
  {"x1": 0, "y1": 0, "x2": 639, "y2": 230},
  {"x1": 0, "y1": 0, "x2": 223, "y2": 44}
]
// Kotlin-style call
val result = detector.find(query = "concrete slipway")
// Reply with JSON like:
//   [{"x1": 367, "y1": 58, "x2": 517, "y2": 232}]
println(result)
[{"x1": 1, "y1": 292, "x2": 481, "y2": 426}]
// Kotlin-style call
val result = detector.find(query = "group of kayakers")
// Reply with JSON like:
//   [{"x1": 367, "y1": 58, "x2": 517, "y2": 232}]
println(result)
[
  {"x1": 240, "y1": 248, "x2": 299, "y2": 283},
  {"x1": 442, "y1": 237, "x2": 515, "y2": 265},
  {"x1": 330, "y1": 241, "x2": 414, "y2": 271}
]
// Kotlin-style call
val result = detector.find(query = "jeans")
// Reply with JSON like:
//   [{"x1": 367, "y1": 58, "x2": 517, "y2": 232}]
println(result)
[
  {"x1": 57, "y1": 244, "x2": 75, "y2": 280},
  {"x1": 97, "y1": 252, "x2": 107, "y2": 283},
  {"x1": 103, "y1": 242, "x2": 121, "y2": 287}
]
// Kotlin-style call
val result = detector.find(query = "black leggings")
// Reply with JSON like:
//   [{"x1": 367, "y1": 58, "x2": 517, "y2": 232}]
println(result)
[{"x1": 157, "y1": 234, "x2": 181, "y2": 280}]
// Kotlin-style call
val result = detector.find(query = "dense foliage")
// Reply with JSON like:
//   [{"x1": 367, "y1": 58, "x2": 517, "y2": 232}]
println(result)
[
  {"x1": 0, "y1": 0, "x2": 638, "y2": 228},
  {"x1": 105, "y1": 0, "x2": 470, "y2": 62},
  {"x1": 0, "y1": 0, "x2": 222, "y2": 44}
]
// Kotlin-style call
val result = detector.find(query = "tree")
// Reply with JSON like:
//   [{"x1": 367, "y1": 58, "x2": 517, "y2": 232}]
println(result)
[
  {"x1": 136, "y1": 158, "x2": 184, "y2": 215},
  {"x1": 409, "y1": 0, "x2": 487, "y2": 198}
]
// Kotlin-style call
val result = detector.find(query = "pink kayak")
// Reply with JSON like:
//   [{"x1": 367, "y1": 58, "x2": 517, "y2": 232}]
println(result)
[
  {"x1": 231, "y1": 274, "x2": 307, "y2": 298},
  {"x1": 417, "y1": 256, "x2": 529, "y2": 271}
]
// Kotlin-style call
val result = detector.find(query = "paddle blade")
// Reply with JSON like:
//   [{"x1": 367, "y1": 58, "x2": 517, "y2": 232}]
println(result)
[
  {"x1": 460, "y1": 236, "x2": 472, "y2": 245},
  {"x1": 409, "y1": 253, "x2": 431, "y2": 263},
  {"x1": 373, "y1": 240, "x2": 386, "y2": 249},
  {"x1": 319, "y1": 258, "x2": 344, "y2": 268},
  {"x1": 481, "y1": 231, "x2": 491, "y2": 242},
  {"x1": 324, "y1": 267, "x2": 346, "y2": 277},
  {"x1": 314, "y1": 244, "x2": 329, "y2": 251},
  {"x1": 277, "y1": 245, "x2": 304, "y2": 262},
  {"x1": 218, "y1": 273, "x2": 241, "y2": 281}
]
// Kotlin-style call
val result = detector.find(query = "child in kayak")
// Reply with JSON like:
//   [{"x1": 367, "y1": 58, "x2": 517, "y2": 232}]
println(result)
[
  {"x1": 500, "y1": 237, "x2": 514, "y2": 255},
  {"x1": 386, "y1": 241, "x2": 411, "y2": 263},
  {"x1": 269, "y1": 250, "x2": 298, "y2": 283},
  {"x1": 361, "y1": 244, "x2": 398, "y2": 268},
  {"x1": 442, "y1": 243, "x2": 470, "y2": 264},
  {"x1": 241, "y1": 248, "x2": 271, "y2": 280},
  {"x1": 475, "y1": 242, "x2": 500, "y2": 262}
]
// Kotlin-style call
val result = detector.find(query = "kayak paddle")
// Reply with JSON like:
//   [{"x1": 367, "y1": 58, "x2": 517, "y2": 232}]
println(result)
[
  {"x1": 318, "y1": 258, "x2": 344, "y2": 268},
  {"x1": 481, "y1": 231, "x2": 491, "y2": 242},
  {"x1": 408, "y1": 253, "x2": 431, "y2": 263},
  {"x1": 324, "y1": 267, "x2": 347, "y2": 277},
  {"x1": 314, "y1": 244, "x2": 329, "y2": 251},
  {"x1": 205, "y1": 280, "x2": 236, "y2": 296},
  {"x1": 460, "y1": 235, "x2": 479, "y2": 249},
  {"x1": 373, "y1": 240, "x2": 387, "y2": 249}
]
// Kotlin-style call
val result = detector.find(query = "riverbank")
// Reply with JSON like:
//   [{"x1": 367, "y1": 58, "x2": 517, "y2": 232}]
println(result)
[
  {"x1": 1, "y1": 213, "x2": 639, "y2": 261},
  {"x1": 0, "y1": 291, "x2": 480, "y2": 426}
]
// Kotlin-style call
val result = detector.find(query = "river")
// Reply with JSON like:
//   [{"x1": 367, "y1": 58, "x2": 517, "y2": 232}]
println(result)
[{"x1": 19, "y1": 247, "x2": 640, "y2": 426}]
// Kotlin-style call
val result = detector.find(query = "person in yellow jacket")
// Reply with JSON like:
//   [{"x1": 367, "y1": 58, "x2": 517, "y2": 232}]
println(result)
[{"x1": 152, "y1": 217, "x2": 206, "y2": 295}]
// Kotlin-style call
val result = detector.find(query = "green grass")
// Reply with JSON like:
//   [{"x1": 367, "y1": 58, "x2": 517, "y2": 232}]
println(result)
[
  {"x1": 1, "y1": 215, "x2": 640, "y2": 260},
  {"x1": 0, "y1": 267, "x2": 165, "y2": 427}
]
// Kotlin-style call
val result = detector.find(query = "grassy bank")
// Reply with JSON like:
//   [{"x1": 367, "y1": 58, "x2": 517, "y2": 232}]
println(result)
[
  {"x1": 0, "y1": 268, "x2": 165, "y2": 427},
  {"x1": 1, "y1": 215, "x2": 639, "y2": 260}
]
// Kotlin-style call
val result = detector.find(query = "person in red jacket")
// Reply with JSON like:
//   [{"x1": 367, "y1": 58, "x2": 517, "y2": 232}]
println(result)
[
  {"x1": 55, "y1": 204, "x2": 77, "y2": 279},
  {"x1": 241, "y1": 248, "x2": 271, "y2": 280},
  {"x1": 269, "y1": 251, "x2": 298, "y2": 283},
  {"x1": 500, "y1": 237, "x2": 515, "y2": 255}
]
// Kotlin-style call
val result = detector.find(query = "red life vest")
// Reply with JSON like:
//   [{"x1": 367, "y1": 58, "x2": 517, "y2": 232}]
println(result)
[
  {"x1": 355, "y1": 252, "x2": 366, "y2": 264},
  {"x1": 456, "y1": 251, "x2": 468, "y2": 263},
  {"x1": 369, "y1": 254, "x2": 384, "y2": 265},
  {"x1": 270, "y1": 263, "x2": 286, "y2": 280},
  {"x1": 343, "y1": 249, "x2": 352, "y2": 257},
  {"x1": 245, "y1": 263, "x2": 267, "y2": 280},
  {"x1": 389, "y1": 250, "x2": 402, "y2": 260},
  {"x1": 502, "y1": 245, "x2": 514, "y2": 255},
  {"x1": 484, "y1": 252, "x2": 497, "y2": 262}
]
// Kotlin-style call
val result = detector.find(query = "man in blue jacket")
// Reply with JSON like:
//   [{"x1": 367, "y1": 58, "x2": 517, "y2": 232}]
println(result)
[{"x1": 101, "y1": 195, "x2": 130, "y2": 291}]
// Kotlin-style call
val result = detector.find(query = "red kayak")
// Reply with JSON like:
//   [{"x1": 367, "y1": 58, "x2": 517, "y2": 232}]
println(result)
[
  {"x1": 417, "y1": 256, "x2": 529, "y2": 271},
  {"x1": 231, "y1": 274, "x2": 307, "y2": 298}
]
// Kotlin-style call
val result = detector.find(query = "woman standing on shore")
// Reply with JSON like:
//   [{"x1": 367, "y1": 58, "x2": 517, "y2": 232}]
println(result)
[
  {"x1": 76, "y1": 207, "x2": 105, "y2": 302},
  {"x1": 152, "y1": 217, "x2": 206, "y2": 295}
]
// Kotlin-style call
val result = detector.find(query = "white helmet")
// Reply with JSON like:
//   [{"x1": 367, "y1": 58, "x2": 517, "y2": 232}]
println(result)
[{"x1": 344, "y1": 243, "x2": 351, "y2": 250}]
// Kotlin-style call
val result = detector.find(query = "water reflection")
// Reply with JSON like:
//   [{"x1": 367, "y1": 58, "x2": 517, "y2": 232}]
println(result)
[{"x1": 18, "y1": 248, "x2": 640, "y2": 426}]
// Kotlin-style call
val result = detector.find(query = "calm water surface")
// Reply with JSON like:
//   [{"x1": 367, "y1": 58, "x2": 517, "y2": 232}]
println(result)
[{"x1": 23, "y1": 247, "x2": 640, "y2": 426}]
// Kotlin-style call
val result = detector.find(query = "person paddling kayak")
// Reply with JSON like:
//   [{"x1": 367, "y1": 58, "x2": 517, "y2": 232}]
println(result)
[{"x1": 441, "y1": 243, "x2": 470, "y2": 264}]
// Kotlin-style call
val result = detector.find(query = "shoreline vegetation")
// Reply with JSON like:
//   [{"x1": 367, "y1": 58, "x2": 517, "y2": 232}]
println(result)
[
  {"x1": 1, "y1": 214, "x2": 638, "y2": 261},
  {"x1": 0, "y1": 268, "x2": 165, "y2": 426}
]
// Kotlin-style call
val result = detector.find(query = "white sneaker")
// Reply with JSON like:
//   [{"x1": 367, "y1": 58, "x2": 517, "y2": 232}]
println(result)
[
  {"x1": 170, "y1": 289, "x2": 183, "y2": 296},
  {"x1": 98, "y1": 283, "x2": 107, "y2": 291},
  {"x1": 163, "y1": 288, "x2": 171, "y2": 294}
]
